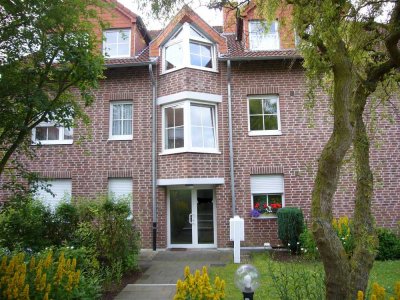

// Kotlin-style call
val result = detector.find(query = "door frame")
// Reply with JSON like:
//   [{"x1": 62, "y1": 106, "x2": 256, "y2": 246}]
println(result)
[{"x1": 167, "y1": 186, "x2": 217, "y2": 248}]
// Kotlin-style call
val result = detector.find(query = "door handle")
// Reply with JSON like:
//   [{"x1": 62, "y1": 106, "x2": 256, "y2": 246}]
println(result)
[{"x1": 189, "y1": 213, "x2": 193, "y2": 224}]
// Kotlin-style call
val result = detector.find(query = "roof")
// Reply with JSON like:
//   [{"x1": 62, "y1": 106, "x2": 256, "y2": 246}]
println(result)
[
  {"x1": 219, "y1": 33, "x2": 301, "y2": 60},
  {"x1": 105, "y1": 46, "x2": 155, "y2": 68}
]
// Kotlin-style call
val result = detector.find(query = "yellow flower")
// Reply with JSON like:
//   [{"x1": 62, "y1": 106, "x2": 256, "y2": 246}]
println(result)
[
  {"x1": 357, "y1": 290, "x2": 364, "y2": 300},
  {"x1": 184, "y1": 266, "x2": 190, "y2": 278}
]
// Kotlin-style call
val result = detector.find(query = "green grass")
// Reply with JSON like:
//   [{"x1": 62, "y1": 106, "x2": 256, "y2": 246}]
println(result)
[{"x1": 208, "y1": 252, "x2": 400, "y2": 300}]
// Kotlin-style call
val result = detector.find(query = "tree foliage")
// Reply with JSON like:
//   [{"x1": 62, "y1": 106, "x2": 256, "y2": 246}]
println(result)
[{"x1": 0, "y1": 0, "x2": 107, "y2": 184}]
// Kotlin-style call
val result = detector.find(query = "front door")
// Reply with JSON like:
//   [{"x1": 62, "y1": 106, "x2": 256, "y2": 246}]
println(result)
[{"x1": 168, "y1": 188, "x2": 216, "y2": 248}]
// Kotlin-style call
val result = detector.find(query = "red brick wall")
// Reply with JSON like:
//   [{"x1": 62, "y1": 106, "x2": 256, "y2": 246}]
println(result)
[{"x1": 1, "y1": 53, "x2": 399, "y2": 249}]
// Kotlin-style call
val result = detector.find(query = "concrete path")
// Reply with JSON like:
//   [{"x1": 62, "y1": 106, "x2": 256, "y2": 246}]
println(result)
[{"x1": 114, "y1": 249, "x2": 232, "y2": 300}]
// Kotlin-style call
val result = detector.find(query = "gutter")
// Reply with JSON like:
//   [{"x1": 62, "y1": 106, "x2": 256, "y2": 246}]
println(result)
[
  {"x1": 105, "y1": 61, "x2": 156, "y2": 68},
  {"x1": 148, "y1": 64, "x2": 157, "y2": 251},
  {"x1": 227, "y1": 60, "x2": 236, "y2": 217},
  {"x1": 219, "y1": 55, "x2": 302, "y2": 62}
]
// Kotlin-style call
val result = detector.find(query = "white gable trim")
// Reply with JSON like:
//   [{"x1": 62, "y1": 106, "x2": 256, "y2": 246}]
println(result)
[
  {"x1": 157, "y1": 91, "x2": 222, "y2": 106},
  {"x1": 157, "y1": 177, "x2": 224, "y2": 186}
]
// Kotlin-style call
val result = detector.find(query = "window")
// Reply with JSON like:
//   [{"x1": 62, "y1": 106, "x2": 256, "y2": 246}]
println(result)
[
  {"x1": 32, "y1": 122, "x2": 73, "y2": 145},
  {"x1": 162, "y1": 100, "x2": 218, "y2": 154},
  {"x1": 249, "y1": 20, "x2": 279, "y2": 50},
  {"x1": 103, "y1": 29, "x2": 131, "y2": 58},
  {"x1": 110, "y1": 102, "x2": 133, "y2": 140},
  {"x1": 248, "y1": 95, "x2": 281, "y2": 135},
  {"x1": 109, "y1": 178, "x2": 133, "y2": 219},
  {"x1": 163, "y1": 23, "x2": 216, "y2": 73},
  {"x1": 34, "y1": 179, "x2": 72, "y2": 210},
  {"x1": 250, "y1": 175, "x2": 284, "y2": 218}
]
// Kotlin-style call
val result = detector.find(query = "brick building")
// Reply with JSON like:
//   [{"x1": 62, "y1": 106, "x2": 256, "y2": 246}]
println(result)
[{"x1": 2, "y1": 1, "x2": 399, "y2": 249}]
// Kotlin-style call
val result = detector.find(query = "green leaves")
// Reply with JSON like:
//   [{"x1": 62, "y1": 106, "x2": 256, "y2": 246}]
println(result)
[{"x1": 0, "y1": 0, "x2": 107, "y2": 178}]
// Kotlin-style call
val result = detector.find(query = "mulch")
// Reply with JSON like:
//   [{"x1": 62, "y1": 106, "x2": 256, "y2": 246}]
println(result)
[{"x1": 101, "y1": 270, "x2": 142, "y2": 300}]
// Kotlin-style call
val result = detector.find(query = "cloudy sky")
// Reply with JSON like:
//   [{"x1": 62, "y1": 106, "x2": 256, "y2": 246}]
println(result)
[{"x1": 118, "y1": 0, "x2": 223, "y2": 30}]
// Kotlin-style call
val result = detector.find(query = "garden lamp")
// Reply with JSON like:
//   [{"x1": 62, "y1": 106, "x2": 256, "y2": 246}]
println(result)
[{"x1": 234, "y1": 264, "x2": 260, "y2": 300}]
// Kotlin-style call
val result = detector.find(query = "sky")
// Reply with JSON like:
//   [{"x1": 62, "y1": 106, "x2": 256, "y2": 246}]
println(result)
[{"x1": 118, "y1": 0, "x2": 223, "y2": 30}]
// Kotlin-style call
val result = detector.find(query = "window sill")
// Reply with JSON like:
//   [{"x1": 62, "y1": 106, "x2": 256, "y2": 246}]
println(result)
[
  {"x1": 32, "y1": 140, "x2": 73, "y2": 145},
  {"x1": 251, "y1": 216, "x2": 278, "y2": 220},
  {"x1": 108, "y1": 136, "x2": 133, "y2": 141},
  {"x1": 248, "y1": 130, "x2": 282, "y2": 136},
  {"x1": 162, "y1": 65, "x2": 218, "y2": 75},
  {"x1": 160, "y1": 148, "x2": 221, "y2": 155}
]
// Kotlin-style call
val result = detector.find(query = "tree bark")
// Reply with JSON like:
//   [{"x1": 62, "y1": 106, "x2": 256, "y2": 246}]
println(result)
[{"x1": 311, "y1": 48, "x2": 355, "y2": 300}]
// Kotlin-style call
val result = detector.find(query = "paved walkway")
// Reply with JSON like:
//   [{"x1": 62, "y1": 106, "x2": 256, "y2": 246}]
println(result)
[{"x1": 114, "y1": 249, "x2": 232, "y2": 300}]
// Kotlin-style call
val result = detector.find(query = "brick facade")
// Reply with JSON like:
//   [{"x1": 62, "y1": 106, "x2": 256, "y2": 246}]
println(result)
[{"x1": 1, "y1": 1, "x2": 399, "y2": 249}]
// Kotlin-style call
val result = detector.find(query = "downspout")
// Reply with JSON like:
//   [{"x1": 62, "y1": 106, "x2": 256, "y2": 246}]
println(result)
[
  {"x1": 227, "y1": 60, "x2": 236, "y2": 216},
  {"x1": 149, "y1": 63, "x2": 157, "y2": 251}
]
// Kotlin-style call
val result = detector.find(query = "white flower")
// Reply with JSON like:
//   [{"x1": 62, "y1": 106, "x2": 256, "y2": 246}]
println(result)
[
  {"x1": 301, "y1": 248, "x2": 304, "y2": 251},
  {"x1": 288, "y1": 243, "x2": 291, "y2": 246},
  {"x1": 316, "y1": 247, "x2": 318, "y2": 250},
  {"x1": 305, "y1": 249, "x2": 308, "y2": 253},
  {"x1": 297, "y1": 242, "x2": 300, "y2": 244}
]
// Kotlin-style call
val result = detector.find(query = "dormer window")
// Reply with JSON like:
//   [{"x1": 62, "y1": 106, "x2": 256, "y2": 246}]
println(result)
[
  {"x1": 103, "y1": 29, "x2": 131, "y2": 58},
  {"x1": 249, "y1": 21, "x2": 279, "y2": 50},
  {"x1": 163, "y1": 23, "x2": 216, "y2": 73}
]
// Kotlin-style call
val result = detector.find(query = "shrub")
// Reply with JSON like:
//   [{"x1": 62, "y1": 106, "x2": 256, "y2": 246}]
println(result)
[
  {"x1": 0, "y1": 195, "x2": 53, "y2": 251},
  {"x1": 277, "y1": 207, "x2": 304, "y2": 254},
  {"x1": 173, "y1": 266, "x2": 225, "y2": 300},
  {"x1": 73, "y1": 196, "x2": 140, "y2": 286},
  {"x1": 376, "y1": 228, "x2": 400, "y2": 261},
  {"x1": 0, "y1": 250, "x2": 101, "y2": 300},
  {"x1": 51, "y1": 203, "x2": 79, "y2": 246},
  {"x1": 299, "y1": 227, "x2": 320, "y2": 259}
]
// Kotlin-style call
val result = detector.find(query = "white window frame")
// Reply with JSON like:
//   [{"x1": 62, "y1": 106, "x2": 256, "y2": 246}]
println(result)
[
  {"x1": 32, "y1": 121, "x2": 73, "y2": 145},
  {"x1": 250, "y1": 175, "x2": 285, "y2": 219},
  {"x1": 162, "y1": 23, "x2": 217, "y2": 74},
  {"x1": 109, "y1": 101, "x2": 133, "y2": 141},
  {"x1": 249, "y1": 20, "x2": 280, "y2": 51},
  {"x1": 248, "y1": 95, "x2": 281, "y2": 136},
  {"x1": 103, "y1": 28, "x2": 131, "y2": 58},
  {"x1": 161, "y1": 100, "x2": 219, "y2": 155}
]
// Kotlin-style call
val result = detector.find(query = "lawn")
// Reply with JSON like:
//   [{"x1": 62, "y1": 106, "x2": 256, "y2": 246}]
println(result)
[{"x1": 208, "y1": 251, "x2": 400, "y2": 300}]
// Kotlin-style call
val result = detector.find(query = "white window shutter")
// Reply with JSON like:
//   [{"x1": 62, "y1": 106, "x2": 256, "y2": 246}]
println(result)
[
  {"x1": 108, "y1": 178, "x2": 133, "y2": 200},
  {"x1": 250, "y1": 175, "x2": 284, "y2": 194},
  {"x1": 35, "y1": 179, "x2": 72, "y2": 210}
]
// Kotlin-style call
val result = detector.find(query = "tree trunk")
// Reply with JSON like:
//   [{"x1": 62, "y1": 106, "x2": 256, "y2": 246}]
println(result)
[
  {"x1": 311, "y1": 50, "x2": 355, "y2": 300},
  {"x1": 349, "y1": 91, "x2": 377, "y2": 297}
]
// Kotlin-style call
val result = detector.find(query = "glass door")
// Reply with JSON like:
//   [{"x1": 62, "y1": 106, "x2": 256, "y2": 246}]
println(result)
[
  {"x1": 168, "y1": 188, "x2": 216, "y2": 248},
  {"x1": 170, "y1": 190, "x2": 192, "y2": 244},
  {"x1": 197, "y1": 189, "x2": 214, "y2": 244}
]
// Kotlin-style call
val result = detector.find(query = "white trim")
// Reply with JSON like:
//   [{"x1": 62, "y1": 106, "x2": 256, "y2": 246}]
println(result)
[
  {"x1": 167, "y1": 187, "x2": 217, "y2": 248},
  {"x1": 109, "y1": 101, "x2": 133, "y2": 140},
  {"x1": 32, "y1": 140, "x2": 74, "y2": 145},
  {"x1": 162, "y1": 23, "x2": 217, "y2": 74},
  {"x1": 157, "y1": 91, "x2": 222, "y2": 106},
  {"x1": 157, "y1": 178, "x2": 224, "y2": 186},
  {"x1": 247, "y1": 95, "x2": 281, "y2": 135},
  {"x1": 160, "y1": 148, "x2": 221, "y2": 155},
  {"x1": 103, "y1": 28, "x2": 131, "y2": 58},
  {"x1": 31, "y1": 122, "x2": 74, "y2": 145},
  {"x1": 249, "y1": 20, "x2": 280, "y2": 51},
  {"x1": 161, "y1": 100, "x2": 219, "y2": 153}
]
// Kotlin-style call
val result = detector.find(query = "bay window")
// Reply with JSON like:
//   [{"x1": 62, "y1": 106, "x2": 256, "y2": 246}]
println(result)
[
  {"x1": 162, "y1": 100, "x2": 218, "y2": 154},
  {"x1": 163, "y1": 23, "x2": 216, "y2": 73}
]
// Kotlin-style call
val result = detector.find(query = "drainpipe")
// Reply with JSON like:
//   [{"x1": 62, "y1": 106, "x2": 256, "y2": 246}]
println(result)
[
  {"x1": 227, "y1": 60, "x2": 236, "y2": 216},
  {"x1": 149, "y1": 63, "x2": 157, "y2": 251}
]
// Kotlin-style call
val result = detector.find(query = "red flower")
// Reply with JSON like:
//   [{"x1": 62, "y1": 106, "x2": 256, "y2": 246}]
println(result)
[
  {"x1": 263, "y1": 203, "x2": 268, "y2": 209},
  {"x1": 254, "y1": 203, "x2": 260, "y2": 209}
]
